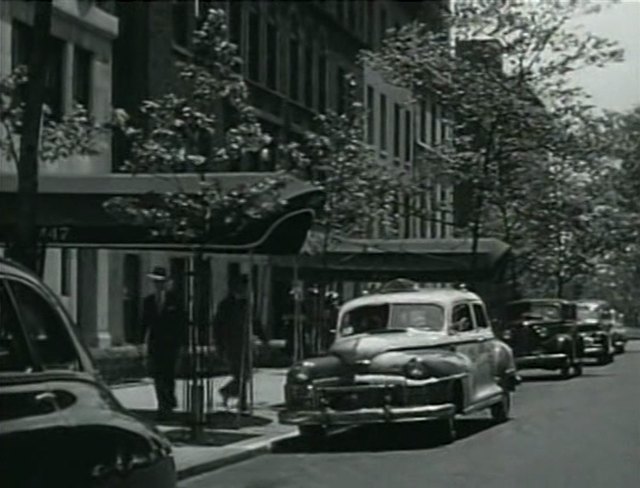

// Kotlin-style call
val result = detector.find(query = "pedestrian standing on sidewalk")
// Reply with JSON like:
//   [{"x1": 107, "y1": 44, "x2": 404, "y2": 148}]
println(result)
[
  {"x1": 141, "y1": 266, "x2": 186, "y2": 420},
  {"x1": 213, "y1": 275, "x2": 266, "y2": 411}
]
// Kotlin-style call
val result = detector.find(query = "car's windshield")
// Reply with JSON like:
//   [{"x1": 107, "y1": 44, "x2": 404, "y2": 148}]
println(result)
[
  {"x1": 340, "y1": 303, "x2": 444, "y2": 336},
  {"x1": 506, "y1": 303, "x2": 562, "y2": 321},
  {"x1": 576, "y1": 305, "x2": 600, "y2": 321}
]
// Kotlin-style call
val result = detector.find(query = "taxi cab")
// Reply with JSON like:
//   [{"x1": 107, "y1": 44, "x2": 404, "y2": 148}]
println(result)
[{"x1": 279, "y1": 280, "x2": 519, "y2": 442}]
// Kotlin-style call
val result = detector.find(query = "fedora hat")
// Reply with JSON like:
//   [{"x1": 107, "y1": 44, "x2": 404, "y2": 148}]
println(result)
[{"x1": 147, "y1": 266, "x2": 169, "y2": 281}]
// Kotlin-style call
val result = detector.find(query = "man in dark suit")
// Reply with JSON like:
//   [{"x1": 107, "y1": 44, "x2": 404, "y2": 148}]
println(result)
[
  {"x1": 213, "y1": 275, "x2": 267, "y2": 411},
  {"x1": 141, "y1": 266, "x2": 186, "y2": 419}
]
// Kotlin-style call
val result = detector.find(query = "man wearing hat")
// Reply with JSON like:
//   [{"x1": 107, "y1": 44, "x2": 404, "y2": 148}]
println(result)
[{"x1": 141, "y1": 266, "x2": 186, "y2": 419}]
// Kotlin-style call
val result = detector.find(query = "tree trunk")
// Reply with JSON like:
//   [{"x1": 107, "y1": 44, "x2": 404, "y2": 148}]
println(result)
[{"x1": 7, "y1": 1, "x2": 53, "y2": 273}]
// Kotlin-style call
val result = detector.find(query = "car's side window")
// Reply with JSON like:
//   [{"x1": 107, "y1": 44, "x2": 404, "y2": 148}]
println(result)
[
  {"x1": 473, "y1": 304, "x2": 490, "y2": 329},
  {"x1": 7, "y1": 279, "x2": 81, "y2": 371},
  {"x1": 452, "y1": 303, "x2": 474, "y2": 332},
  {"x1": 0, "y1": 280, "x2": 34, "y2": 372}
]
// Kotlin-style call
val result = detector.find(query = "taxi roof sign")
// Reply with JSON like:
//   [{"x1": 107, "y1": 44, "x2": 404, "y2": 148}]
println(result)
[{"x1": 379, "y1": 278, "x2": 420, "y2": 294}]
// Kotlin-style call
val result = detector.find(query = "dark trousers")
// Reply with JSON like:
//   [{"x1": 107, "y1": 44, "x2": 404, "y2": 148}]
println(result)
[
  {"x1": 220, "y1": 346, "x2": 250, "y2": 410},
  {"x1": 149, "y1": 349, "x2": 178, "y2": 412}
]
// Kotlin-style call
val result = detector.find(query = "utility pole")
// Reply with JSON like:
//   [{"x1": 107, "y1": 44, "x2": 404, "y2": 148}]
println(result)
[{"x1": 8, "y1": 0, "x2": 53, "y2": 273}]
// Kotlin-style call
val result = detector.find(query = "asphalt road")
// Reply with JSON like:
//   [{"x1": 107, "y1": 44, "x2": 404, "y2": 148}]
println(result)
[{"x1": 182, "y1": 342, "x2": 640, "y2": 488}]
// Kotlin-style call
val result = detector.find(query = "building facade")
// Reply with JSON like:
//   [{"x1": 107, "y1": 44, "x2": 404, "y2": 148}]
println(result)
[{"x1": 0, "y1": 0, "x2": 452, "y2": 348}]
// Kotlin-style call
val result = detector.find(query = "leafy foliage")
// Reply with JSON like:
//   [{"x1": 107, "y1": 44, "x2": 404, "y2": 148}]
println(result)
[
  {"x1": 0, "y1": 66, "x2": 104, "y2": 165},
  {"x1": 363, "y1": 0, "x2": 624, "y2": 295},
  {"x1": 105, "y1": 9, "x2": 287, "y2": 242}
]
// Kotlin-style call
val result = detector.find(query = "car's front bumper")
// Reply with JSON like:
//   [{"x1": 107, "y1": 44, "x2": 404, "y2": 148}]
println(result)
[
  {"x1": 279, "y1": 402, "x2": 456, "y2": 426},
  {"x1": 515, "y1": 353, "x2": 570, "y2": 370}
]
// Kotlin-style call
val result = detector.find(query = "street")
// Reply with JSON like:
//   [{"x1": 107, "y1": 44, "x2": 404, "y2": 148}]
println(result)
[{"x1": 182, "y1": 342, "x2": 640, "y2": 488}]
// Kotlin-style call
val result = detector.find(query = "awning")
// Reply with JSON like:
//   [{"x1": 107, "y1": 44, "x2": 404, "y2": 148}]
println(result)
[
  {"x1": 0, "y1": 172, "x2": 323, "y2": 254},
  {"x1": 272, "y1": 235, "x2": 513, "y2": 282}
]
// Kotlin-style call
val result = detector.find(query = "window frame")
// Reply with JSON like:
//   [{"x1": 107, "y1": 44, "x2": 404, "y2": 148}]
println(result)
[
  {"x1": 451, "y1": 302, "x2": 475, "y2": 333},
  {"x1": 0, "y1": 279, "x2": 36, "y2": 375},
  {"x1": 4, "y1": 276, "x2": 83, "y2": 373},
  {"x1": 472, "y1": 303, "x2": 490, "y2": 329}
]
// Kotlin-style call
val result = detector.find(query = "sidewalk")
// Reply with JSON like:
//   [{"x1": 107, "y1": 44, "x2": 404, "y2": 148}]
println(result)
[{"x1": 111, "y1": 368, "x2": 298, "y2": 480}]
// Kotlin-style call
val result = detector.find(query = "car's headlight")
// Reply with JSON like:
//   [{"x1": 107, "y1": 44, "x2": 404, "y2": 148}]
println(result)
[
  {"x1": 404, "y1": 358, "x2": 429, "y2": 379},
  {"x1": 534, "y1": 326, "x2": 549, "y2": 338},
  {"x1": 289, "y1": 363, "x2": 312, "y2": 383},
  {"x1": 502, "y1": 329, "x2": 513, "y2": 340}
]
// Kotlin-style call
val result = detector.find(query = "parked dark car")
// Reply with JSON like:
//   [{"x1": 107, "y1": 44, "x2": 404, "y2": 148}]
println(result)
[
  {"x1": 605, "y1": 309, "x2": 627, "y2": 354},
  {"x1": 0, "y1": 257, "x2": 176, "y2": 488},
  {"x1": 575, "y1": 299, "x2": 615, "y2": 365},
  {"x1": 499, "y1": 299, "x2": 584, "y2": 378}
]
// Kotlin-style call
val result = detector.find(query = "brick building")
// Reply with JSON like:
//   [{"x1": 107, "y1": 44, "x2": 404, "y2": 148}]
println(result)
[{"x1": 0, "y1": 0, "x2": 452, "y2": 348}]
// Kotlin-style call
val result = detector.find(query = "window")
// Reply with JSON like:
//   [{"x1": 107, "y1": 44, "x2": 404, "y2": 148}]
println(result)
[
  {"x1": 366, "y1": 85, "x2": 375, "y2": 144},
  {"x1": 289, "y1": 37, "x2": 299, "y2": 101},
  {"x1": 172, "y1": 0, "x2": 191, "y2": 48},
  {"x1": 440, "y1": 186, "x2": 448, "y2": 237},
  {"x1": 379, "y1": 93, "x2": 387, "y2": 152},
  {"x1": 473, "y1": 304, "x2": 490, "y2": 328},
  {"x1": 336, "y1": 66, "x2": 346, "y2": 113},
  {"x1": 393, "y1": 103, "x2": 401, "y2": 158},
  {"x1": 8, "y1": 280, "x2": 80, "y2": 370},
  {"x1": 404, "y1": 110, "x2": 412, "y2": 161},
  {"x1": 248, "y1": 9, "x2": 261, "y2": 81},
  {"x1": 391, "y1": 304, "x2": 445, "y2": 331},
  {"x1": 431, "y1": 101, "x2": 439, "y2": 145},
  {"x1": 266, "y1": 22, "x2": 278, "y2": 90},
  {"x1": 379, "y1": 7, "x2": 388, "y2": 45},
  {"x1": 403, "y1": 193, "x2": 411, "y2": 238},
  {"x1": 0, "y1": 281, "x2": 32, "y2": 372},
  {"x1": 73, "y1": 45, "x2": 92, "y2": 110},
  {"x1": 419, "y1": 101, "x2": 427, "y2": 143},
  {"x1": 229, "y1": 0, "x2": 243, "y2": 48},
  {"x1": 13, "y1": 21, "x2": 65, "y2": 119},
  {"x1": 431, "y1": 188, "x2": 439, "y2": 237},
  {"x1": 366, "y1": 2, "x2": 375, "y2": 46},
  {"x1": 304, "y1": 45, "x2": 314, "y2": 108},
  {"x1": 60, "y1": 248, "x2": 71, "y2": 297},
  {"x1": 452, "y1": 303, "x2": 474, "y2": 332},
  {"x1": 318, "y1": 51, "x2": 327, "y2": 112}
]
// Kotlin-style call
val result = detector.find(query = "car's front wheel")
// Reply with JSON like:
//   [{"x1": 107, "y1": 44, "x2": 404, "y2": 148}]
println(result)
[
  {"x1": 436, "y1": 417, "x2": 457, "y2": 444},
  {"x1": 572, "y1": 362, "x2": 583, "y2": 377},
  {"x1": 490, "y1": 391, "x2": 511, "y2": 423}
]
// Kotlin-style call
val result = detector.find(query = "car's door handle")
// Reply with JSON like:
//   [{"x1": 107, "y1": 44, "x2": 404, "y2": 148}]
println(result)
[{"x1": 34, "y1": 392, "x2": 56, "y2": 403}]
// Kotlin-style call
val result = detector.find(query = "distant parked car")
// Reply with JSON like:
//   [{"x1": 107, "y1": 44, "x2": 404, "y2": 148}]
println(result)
[
  {"x1": 0, "y1": 258, "x2": 176, "y2": 488},
  {"x1": 500, "y1": 299, "x2": 584, "y2": 378},
  {"x1": 606, "y1": 309, "x2": 628, "y2": 354},
  {"x1": 279, "y1": 280, "x2": 519, "y2": 443},
  {"x1": 575, "y1": 299, "x2": 615, "y2": 365}
]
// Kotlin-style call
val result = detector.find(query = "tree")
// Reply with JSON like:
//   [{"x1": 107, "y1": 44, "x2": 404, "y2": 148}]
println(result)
[
  {"x1": 0, "y1": 1, "x2": 104, "y2": 273},
  {"x1": 363, "y1": 0, "x2": 623, "y2": 286},
  {"x1": 104, "y1": 9, "x2": 287, "y2": 238}
]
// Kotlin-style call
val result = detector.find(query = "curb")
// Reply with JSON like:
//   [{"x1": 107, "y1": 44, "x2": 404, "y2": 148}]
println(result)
[{"x1": 176, "y1": 430, "x2": 299, "y2": 481}]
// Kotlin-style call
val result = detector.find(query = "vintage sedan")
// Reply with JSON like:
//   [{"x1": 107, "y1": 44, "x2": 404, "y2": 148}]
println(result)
[
  {"x1": 606, "y1": 309, "x2": 627, "y2": 354},
  {"x1": 0, "y1": 257, "x2": 176, "y2": 488},
  {"x1": 279, "y1": 280, "x2": 519, "y2": 441},
  {"x1": 575, "y1": 299, "x2": 615, "y2": 365},
  {"x1": 499, "y1": 299, "x2": 584, "y2": 378}
]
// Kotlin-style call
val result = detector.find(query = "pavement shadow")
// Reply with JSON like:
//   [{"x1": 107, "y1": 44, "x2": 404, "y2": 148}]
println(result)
[
  {"x1": 519, "y1": 373, "x2": 571, "y2": 383},
  {"x1": 272, "y1": 418, "x2": 498, "y2": 454},
  {"x1": 128, "y1": 409, "x2": 272, "y2": 429}
]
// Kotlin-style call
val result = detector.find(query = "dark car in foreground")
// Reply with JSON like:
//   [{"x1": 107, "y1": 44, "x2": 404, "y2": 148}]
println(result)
[
  {"x1": 575, "y1": 299, "x2": 615, "y2": 365},
  {"x1": 0, "y1": 258, "x2": 176, "y2": 488},
  {"x1": 500, "y1": 299, "x2": 584, "y2": 378},
  {"x1": 279, "y1": 280, "x2": 519, "y2": 442}
]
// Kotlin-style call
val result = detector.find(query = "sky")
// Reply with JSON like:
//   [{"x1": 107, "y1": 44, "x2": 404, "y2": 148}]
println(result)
[{"x1": 568, "y1": 0, "x2": 640, "y2": 113}]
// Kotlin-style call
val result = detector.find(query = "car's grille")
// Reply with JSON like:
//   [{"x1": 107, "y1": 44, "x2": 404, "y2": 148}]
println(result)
[
  {"x1": 317, "y1": 385, "x2": 400, "y2": 411},
  {"x1": 511, "y1": 328, "x2": 542, "y2": 355}
]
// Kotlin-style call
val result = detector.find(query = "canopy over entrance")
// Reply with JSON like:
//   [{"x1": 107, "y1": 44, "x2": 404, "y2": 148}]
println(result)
[
  {"x1": 273, "y1": 234, "x2": 513, "y2": 282},
  {"x1": 0, "y1": 173, "x2": 323, "y2": 254}
]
